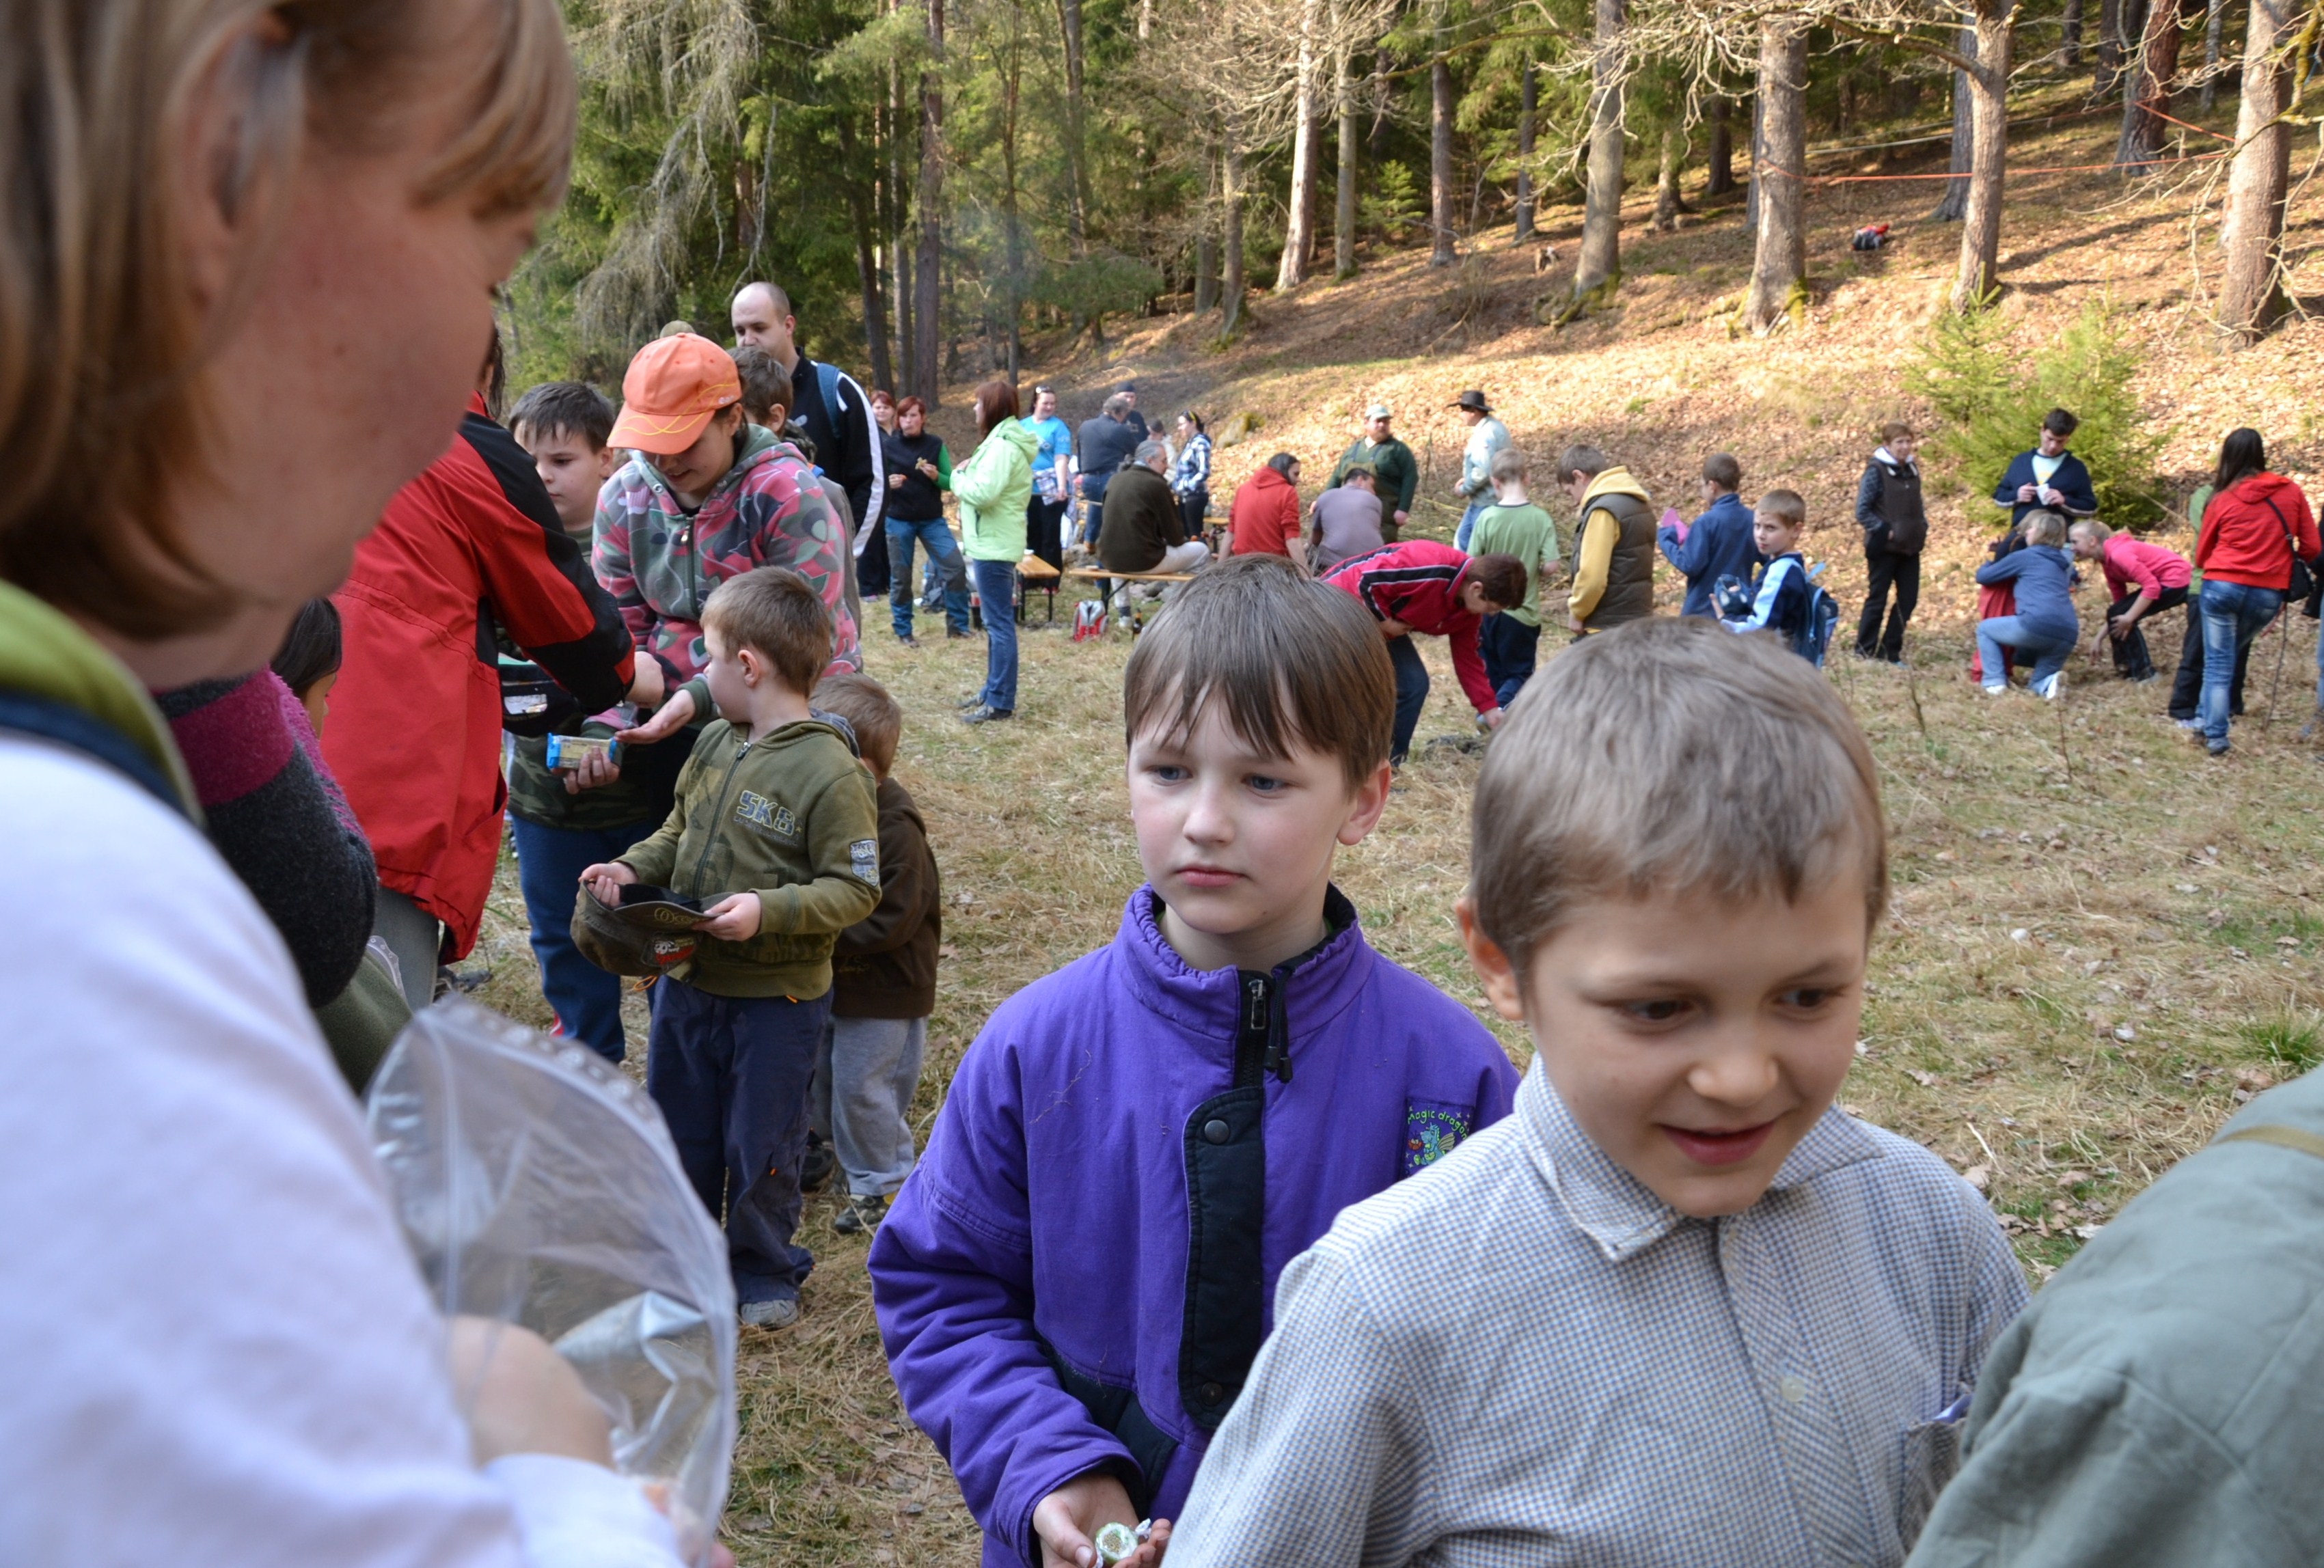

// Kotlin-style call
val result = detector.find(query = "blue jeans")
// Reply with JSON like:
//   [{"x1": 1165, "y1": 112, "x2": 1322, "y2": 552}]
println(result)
[
  {"x1": 1079, "y1": 494, "x2": 1104, "y2": 547},
  {"x1": 1975, "y1": 616, "x2": 2074, "y2": 687},
  {"x1": 648, "y1": 980, "x2": 832, "y2": 1304},
  {"x1": 1479, "y1": 611, "x2": 1540, "y2": 709},
  {"x1": 512, "y1": 814, "x2": 663, "y2": 1062},
  {"x1": 970, "y1": 559, "x2": 1020, "y2": 711},
  {"x1": 1455, "y1": 497, "x2": 1487, "y2": 551},
  {"x1": 1387, "y1": 634, "x2": 1430, "y2": 763},
  {"x1": 886, "y1": 516, "x2": 968, "y2": 637},
  {"x1": 2199, "y1": 580, "x2": 2284, "y2": 745}
]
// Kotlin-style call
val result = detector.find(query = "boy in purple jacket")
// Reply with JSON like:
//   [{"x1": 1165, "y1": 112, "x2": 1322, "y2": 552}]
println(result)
[{"x1": 868, "y1": 556, "x2": 1518, "y2": 1568}]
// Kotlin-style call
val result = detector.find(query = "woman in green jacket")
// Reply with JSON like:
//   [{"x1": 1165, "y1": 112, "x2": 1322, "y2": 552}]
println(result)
[{"x1": 953, "y1": 380, "x2": 1039, "y2": 723}]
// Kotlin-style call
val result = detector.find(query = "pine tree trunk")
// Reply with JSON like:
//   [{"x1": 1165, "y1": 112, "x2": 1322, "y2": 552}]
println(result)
[
  {"x1": 1930, "y1": 36, "x2": 1975, "y2": 222},
  {"x1": 2199, "y1": 0, "x2": 2225, "y2": 110},
  {"x1": 1744, "y1": 91, "x2": 1763, "y2": 229},
  {"x1": 1056, "y1": 0, "x2": 1091, "y2": 250},
  {"x1": 1222, "y1": 135, "x2": 1248, "y2": 334},
  {"x1": 1742, "y1": 19, "x2": 1806, "y2": 333},
  {"x1": 842, "y1": 143, "x2": 894, "y2": 390},
  {"x1": 1514, "y1": 61, "x2": 1538, "y2": 238},
  {"x1": 1429, "y1": 36, "x2": 1457, "y2": 266},
  {"x1": 2061, "y1": 0, "x2": 2083, "y2": 64},
  {"x1": 1570, "y1": 0, "x2": 1625, "y2": 301},
  {"x1": 2096, "y1": 0, "x2": 2126, "y2": 92},
  {"x1": 2219, "y1": 0, "x2": 2293, "y2": 337},
  {"x1": 913, "y1": 0, "x2": 944, "y2": 404},
  {"x1": 1706, "y1": 94, "x2": 1736, "y2": 196},
  {"x1": 1652, "y1": 124, "x2": 1689, "y2": 230},
  {"x1": 1952, "y1": 0, "x2": 2015, "y2": 313},
  {"x1": 1277, "y1": 0, "x2": 1324, "y2": 289},
  {"x1": 1337, "y1": 47, "x2": 1360, "y2": 276},
  {"x1": 1195, "y1": 147, "x2": 1220, "y2": 314},
  {"x1": 2118, "y1": 0, "x2": 2196, "y2": 165}
]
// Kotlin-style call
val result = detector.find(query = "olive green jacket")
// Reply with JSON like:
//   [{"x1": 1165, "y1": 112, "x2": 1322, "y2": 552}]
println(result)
[
  {"x1": 617, "y1": 717, "x2": 881, "y2": 999},
  {"x1": 1907, "y1": 1067, "x2": 2324, "y2": 1567}
]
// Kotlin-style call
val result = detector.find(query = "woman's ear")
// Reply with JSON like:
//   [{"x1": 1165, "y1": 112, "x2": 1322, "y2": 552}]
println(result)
[{"x1": 1456, "y1": 896, "x2": 1529, "y2": 1024}]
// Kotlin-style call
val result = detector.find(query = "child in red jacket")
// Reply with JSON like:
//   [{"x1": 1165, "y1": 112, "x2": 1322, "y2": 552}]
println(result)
[{"x1": 1321, "y1": 540, "x2": 1525, "y2": 764}]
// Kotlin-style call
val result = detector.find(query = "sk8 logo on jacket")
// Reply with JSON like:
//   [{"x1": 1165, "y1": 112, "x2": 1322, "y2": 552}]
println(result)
[
  {"x1": 850, "y1": 838, "x2": 880, "y2": 884},
  {"x1": 735, "y1": 790, "x2": 798, "y2": 838}
]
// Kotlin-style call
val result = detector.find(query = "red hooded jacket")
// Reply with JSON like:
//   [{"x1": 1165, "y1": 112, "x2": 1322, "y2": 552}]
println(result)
[
  {"x1": 1228, "y1": 465, "x2": 1302, "y2": 557},
  {"x1": 1322, "y1": 540, "x2": 1499, "y2": 715},
  {"x1": 324, "y1": 397, "x2": 635, "y2": 959},
  {"x1": 2196, "y1": 472, "x2": 2321, "y2": 590}
]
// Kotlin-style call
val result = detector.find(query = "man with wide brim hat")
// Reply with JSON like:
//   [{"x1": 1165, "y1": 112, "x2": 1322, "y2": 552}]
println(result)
[
  {"x1": 1326, "y1": 404, "x2": 1418, "y2": 542},
  {"x1": 1449, "y1": 389, "x2": 1509, "y2": 551}
]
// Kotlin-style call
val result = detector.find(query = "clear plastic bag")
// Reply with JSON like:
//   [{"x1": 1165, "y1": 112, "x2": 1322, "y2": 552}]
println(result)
[{"x1": 366, "y1": 997, "x2": 736, "y2": 1564}]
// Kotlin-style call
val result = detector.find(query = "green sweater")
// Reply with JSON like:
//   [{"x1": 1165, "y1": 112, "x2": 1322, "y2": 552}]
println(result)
[
  {"x1": 1468, "y1": 501, "x2": 1562, "y2": 629},
  {"x1": 617, "y1": 716, "x2": 881, "y2": 998},
  {"x1": 1330, "y1": 435, "x2": 1418, "y2": 518}
]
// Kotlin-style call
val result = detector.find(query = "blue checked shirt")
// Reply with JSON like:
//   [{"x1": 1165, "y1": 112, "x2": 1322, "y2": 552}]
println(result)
[{"x1": 1170, "y1": 1060, "x2": 2027, "y2": 1568}]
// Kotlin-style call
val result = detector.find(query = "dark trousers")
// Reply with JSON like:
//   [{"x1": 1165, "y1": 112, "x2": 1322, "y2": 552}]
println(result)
[
  {"x1": 1479, "y1": 613, "x2": 1540, "y2": 709},
  {"x1": 2106, "y1": 584, "x2": 2188, "y2": 680},
  {"x1": 1177, "y1": 490, "x2": 1209, "y2": 541},
  {"x1": 512, "y1": 815, "x2": 663, "y2": 1063},
  {"x1": 1855, "y1": 548, "x2": 1920, "y2": 661},
  {"x1": 1388, "y1": 634, "x2": 1430, "y2": 764},
  {"x1": 647, "y1": 979, "x2": 832, "y2": 1304},
  {"x1": 1026, "y1": 497, "x2": 1068, "y2": 574},
  {"x1": 2168, "y1": 585, "x2": 2252, "y2": 719},
  {"x1": 855, "y1": 523, "x2": 890, "y2": 599}
]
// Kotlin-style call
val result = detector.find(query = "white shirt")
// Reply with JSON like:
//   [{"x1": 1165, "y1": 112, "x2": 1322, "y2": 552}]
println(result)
[
  {"x1": 1171, "y1": 1060, "x2": 2027, "y2": 1568},
  {"x1": 0, "y1": 737, "x2": 683, "y2": 1567}
]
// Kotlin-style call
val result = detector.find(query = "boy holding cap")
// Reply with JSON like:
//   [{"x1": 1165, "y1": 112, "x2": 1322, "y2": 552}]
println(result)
[
  {"x1": 1329, "y1": 406, "x2": 1417, "y2": 542},
  {"x1": 1449, "y1": 390, "x2": 1509, "y2": 551},
  {"x1": 597, "y1": 333, "x2": 861, "y2": 758}
]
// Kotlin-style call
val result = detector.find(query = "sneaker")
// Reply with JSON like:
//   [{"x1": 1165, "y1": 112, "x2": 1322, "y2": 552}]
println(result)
[
  {"x1": 2174, "y1": 717, "x2": 2203, "y2": 730},
  {"x1": 833, "y1": 1192, "x2": 889, "y2": 1235},
  {"x1": 2033, "y1": 674, "x2": 2062, "y2": 700},
  {"x1": 961, "y1": 705, "x2": 1014, "y2": 724},
  {"x1": 801, "y1": 1132, "x2": 835, "y2": 1193},
  {"x1": 2207, "y1": 739, "x2": 2231, "y2": 758},
  {"x1": 1981, "y1": 683, "x2": 2007, "y2": 696},
  {"x1": 946, "y1": 628, "x2": 972, "y2": 640},
  {"x1": 895, "y1": 634, "x2": 920, "y2": 648},
  {"x1": 738, "y1": 1296, "x2": 800, "y2": 1329},
  {"x1": 957, "y1": 693, "x2": 985, "y2": 709}
]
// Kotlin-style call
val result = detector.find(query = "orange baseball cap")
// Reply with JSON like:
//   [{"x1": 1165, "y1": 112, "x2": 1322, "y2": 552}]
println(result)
[{"x1": 608, "y1": 334, "x2": 741, "y2": 454}]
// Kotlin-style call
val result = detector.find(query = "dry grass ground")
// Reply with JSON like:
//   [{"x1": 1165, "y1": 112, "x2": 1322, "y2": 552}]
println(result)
[{"x1": 463, "y1": 81, "x2": 2324, "y2": 1565}]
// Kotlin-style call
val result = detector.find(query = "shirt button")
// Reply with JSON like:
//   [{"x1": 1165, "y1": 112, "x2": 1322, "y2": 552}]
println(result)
[
  {"x1": 1201, "y1": 1382, "x2": 1225, "y2": 1404},
  {"x1": 1779, "y1": 1375, "x2": 1809, "y2": 1405},
  {"x1": 1203, "y1": 1118, "x2": 1231, "y2": 1144}
]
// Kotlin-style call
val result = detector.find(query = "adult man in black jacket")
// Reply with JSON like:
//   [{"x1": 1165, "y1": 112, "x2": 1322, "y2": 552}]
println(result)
[
  {"x1": 732, "y1": 280, "x2": 889, "y2": 595},
  {"x1": 1097, "y1": 442, "x2": 1209, "y2": 576}
]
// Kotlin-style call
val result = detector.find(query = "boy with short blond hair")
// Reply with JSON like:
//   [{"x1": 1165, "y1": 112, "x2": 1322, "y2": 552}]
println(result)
[
  {"x1": 1170, "y1": 617, "x2": 2025, "y2": 1568},
  {"x1": 807, "y1": 672, "x2": 942, "y2": 1237},
  {"x1": 1466, "y1": 445, "x2": 1562, "y2": 706},
  {"x1": 870, "y1": 556, "x2": 1518, "y2": 1568},
  {"x1": 581, "y1": 566, "x2": 881, "y2": 1329},
  {"x1": 1717, "y1": 487, "x2": 1834, "y2": 663}
]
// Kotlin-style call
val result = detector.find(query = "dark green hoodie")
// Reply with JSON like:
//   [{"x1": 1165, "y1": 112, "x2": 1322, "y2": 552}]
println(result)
[{"x1": 616, "y1": 715, "x2": 881, "y2": 998}]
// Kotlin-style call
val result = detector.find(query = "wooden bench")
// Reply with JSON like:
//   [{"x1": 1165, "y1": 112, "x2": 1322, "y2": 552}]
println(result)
[{"x1": 1059, "y1": 566, "x2": 1199, "y2": 635}]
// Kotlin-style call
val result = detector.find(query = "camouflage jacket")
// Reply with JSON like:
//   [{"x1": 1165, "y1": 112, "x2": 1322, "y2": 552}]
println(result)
[{"x1": 594, "y1": 422, "x2": 862, "y2": 689}]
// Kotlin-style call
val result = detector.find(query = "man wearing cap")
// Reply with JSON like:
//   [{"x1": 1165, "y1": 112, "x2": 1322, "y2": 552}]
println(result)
[
  {"x1": 1328, "y1": 406, "x2": 1417, "y2": 542},
  {"x1": 597, "y1": 333, "x2": 861, "y2": 754},
  {"x1": 1116, "y1": 381, "x2": 1150, "y2": 442},
  {"x1": 1449, "y1": 389, "x2": 1509, "y2": 551},
  {"x1": 732, "y1": 281, "x2": 888, "y2": 598}
]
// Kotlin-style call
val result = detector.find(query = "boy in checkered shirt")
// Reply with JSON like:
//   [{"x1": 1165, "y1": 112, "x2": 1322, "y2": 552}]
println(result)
[{"x1": 1170, "y1": 617, "x2": 2026, "y2": 1568}]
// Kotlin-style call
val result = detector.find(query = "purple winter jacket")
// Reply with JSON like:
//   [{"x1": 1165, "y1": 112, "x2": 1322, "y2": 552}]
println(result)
[{"x1": 869, "y1": 886, "x2": 1518, "y2": 1567}]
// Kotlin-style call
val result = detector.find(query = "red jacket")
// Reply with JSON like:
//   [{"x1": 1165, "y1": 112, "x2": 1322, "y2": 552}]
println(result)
[
  {"x1": 324, "y1": 398, "x2": 635, "y2": 958},
  {"x1": 1322, "y1": 540, "x2": 1499, "y2": 715},
  {"x1": 1228, "y1": 466, "x2": 1302, "y2": 557},
  {"x1": 2196, "y1": 472, "x2": 2321, "y2": 590}
]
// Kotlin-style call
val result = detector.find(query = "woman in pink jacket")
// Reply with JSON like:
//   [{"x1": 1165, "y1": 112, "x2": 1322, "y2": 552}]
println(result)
[{"x1": 2068, "y1": 521, "x2": 2191, "y2": 683}]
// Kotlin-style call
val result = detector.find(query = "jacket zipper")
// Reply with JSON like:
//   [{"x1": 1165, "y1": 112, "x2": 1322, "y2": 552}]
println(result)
[
  {"x1": 686, "y1": 734, "x2": 754, "y2": 895},
  {"x1": 1233, "y1": 967, "x2": 1296, "y2": 1087}
]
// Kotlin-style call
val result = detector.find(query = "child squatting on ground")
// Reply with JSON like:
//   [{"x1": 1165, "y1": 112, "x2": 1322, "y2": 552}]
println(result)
[
  {"x1": 1166, "y1": 616, "x2": 2028, "y2": 1568},
  {"x1": 867, "y1": 555, "x2": 1519, "y2": 1568},
  {"x1": 580, "y1": 566, "x2": 882, "y2": 1330},
  {"x1": 806, "y1": 672, "x2": 943, "y2": 1237}
]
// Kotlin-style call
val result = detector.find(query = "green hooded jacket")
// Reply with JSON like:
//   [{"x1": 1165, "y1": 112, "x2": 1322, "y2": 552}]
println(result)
[
  {"x1": 616, "y1": 715, "x2": 881, "y2": 998},
  {"x1": 954, "y1": 420, "x2": 1039, "y2": 562}
]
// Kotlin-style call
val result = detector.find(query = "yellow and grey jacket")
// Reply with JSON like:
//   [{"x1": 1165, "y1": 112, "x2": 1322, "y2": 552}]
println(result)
[
  {"x1": 1566, "y1": 466, "x2": 1656, "y2": 631},
  {"x1": 617, "y1": 716, "x2": 880, "y2": 999}
]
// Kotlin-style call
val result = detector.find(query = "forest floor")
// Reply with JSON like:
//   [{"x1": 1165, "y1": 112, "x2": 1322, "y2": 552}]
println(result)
[{"x1": 468, "y1": 75, "x2": 2324, "y2": 1567}]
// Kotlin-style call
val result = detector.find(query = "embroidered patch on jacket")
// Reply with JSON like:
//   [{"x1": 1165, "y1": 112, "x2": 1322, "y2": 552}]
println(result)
[
  {"x1": 849, "y1": 838, "x2": 880, "y2": 883},
  {"x1": 735, "y1": 790, "x2": 797, "y2": 838},
  {"x1": 1403, "y1": 1101, "x2": 1474, "y2": 1177}
]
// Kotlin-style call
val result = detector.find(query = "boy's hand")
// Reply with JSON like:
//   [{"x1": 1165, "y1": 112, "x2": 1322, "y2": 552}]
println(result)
[
  {"x1": 580, "y1": 862, "x2": 637, "y2": 904},
  {"x1": 618, "y1": 687, "x2": 698, "y2": 745},
  {"x1": 625, "y1": 658, "x2": 666, "y2": 711},
  {"x1": 1032, "y1": 1474, "x2": 1170, "y2": 1568},
  {"x1": 2017, "y1": 482, "x2": 2038, "y2": 503},
  {"x1": 696, "y1": 893, "x2": 763, "y2": 941},
  {"x1": 1377, "y1": 618, "x2": 1409, "y2": 639},
  {"x1": 446, "y1": 1317, "x2": 612, "y2": 1468}
]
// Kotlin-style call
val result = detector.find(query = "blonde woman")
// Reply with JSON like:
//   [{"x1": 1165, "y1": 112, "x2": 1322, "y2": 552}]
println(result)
[{"x1": 0, "y1": 3, "x2": 703, "y2": 1562}]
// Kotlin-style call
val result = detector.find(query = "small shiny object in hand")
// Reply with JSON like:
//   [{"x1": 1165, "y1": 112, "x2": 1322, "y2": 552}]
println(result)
[{"x1": 1093, "y1": 1523, "x2": 1139, "y2": 1565}]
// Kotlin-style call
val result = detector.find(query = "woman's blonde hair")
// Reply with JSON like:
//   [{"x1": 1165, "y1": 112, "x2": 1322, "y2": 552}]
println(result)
[
  {"x1": 2022, "y1": 510, "x2": 2069, "y2": 547},
  {"x1": 0, "y1": 0, "x2": 575, "y2": 641}
]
